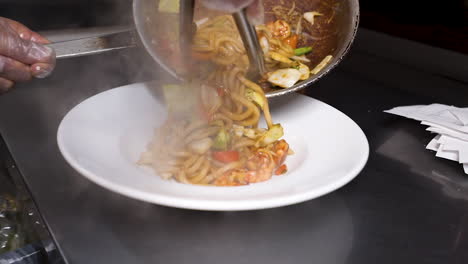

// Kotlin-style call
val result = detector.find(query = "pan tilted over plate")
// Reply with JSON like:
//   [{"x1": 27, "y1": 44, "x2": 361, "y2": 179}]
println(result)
[{"x1": 133, "y1": 0, "x2": 359, "y2": 97}]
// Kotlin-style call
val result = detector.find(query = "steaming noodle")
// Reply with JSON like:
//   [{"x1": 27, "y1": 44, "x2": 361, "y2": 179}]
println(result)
[{"x1": 139, "y1": 7, "x2": 332, "y2": 186}]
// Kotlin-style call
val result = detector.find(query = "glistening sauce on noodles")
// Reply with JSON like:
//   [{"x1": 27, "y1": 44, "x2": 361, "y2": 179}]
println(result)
[{"x1": 139, "y1": 3, "x2": 334, "y2": 186}]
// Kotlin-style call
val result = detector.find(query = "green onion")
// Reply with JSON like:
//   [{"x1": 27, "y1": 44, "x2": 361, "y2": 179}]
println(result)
[
  {"x1": 294, "y1": 46, "x2": 313, "y2": 56},
  {"x1": 212, "y1": 128, "x2": 230, "y2": 151}
]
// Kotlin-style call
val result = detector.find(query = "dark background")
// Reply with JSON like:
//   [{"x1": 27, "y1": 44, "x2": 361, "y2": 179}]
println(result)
[{"x1": 1, "y1": 0, "x2": 467, "y2": 54}]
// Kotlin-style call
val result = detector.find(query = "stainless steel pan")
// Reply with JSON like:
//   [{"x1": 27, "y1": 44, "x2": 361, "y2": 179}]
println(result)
[{"x1": 48, "y1": 0, "x2": 359, "y2": 98}]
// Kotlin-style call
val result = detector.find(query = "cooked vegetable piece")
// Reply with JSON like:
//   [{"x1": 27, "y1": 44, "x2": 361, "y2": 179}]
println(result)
[
  {"x1": 294, "y1": 46, "x2": 313, "y2": 56},
  {"x1": 259, "y1": 36, "x2": 270, "y2": 55},
  {"x1": 245, "y1": 89, "x2": 266, "y2": 109},
  {"x1": 212, "y1": 128, "x2": 230, "y2": 150},
  {"x1": 189, "y1": 138, "x2": 213, "y2": 154},
  {"x1": 303, "y1": 12, "x2": 323, "y2": 25},
  {"x1": 267, "y1": 69, "x2": 302, "y2": 88},
  {"x1": 258, "y1": 124, "x2": 284, "y2": 147},
  {"x1": 297, "y1": 63, "x2": 310, "y2": 80},
  {"x1": 311, "y1": 55, "x2": 333, "y2": 74},
  {"x1": 291, "y1": 55, "x2": 311, "y2": 63},
  {"x1": 270, "y1": 52, "x2": 293, "y2": 64}
]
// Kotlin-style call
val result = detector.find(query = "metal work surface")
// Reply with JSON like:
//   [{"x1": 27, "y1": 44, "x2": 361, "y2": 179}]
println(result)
[{"x1": 0, "y1": 29, "x2": 467, "y2": 264}]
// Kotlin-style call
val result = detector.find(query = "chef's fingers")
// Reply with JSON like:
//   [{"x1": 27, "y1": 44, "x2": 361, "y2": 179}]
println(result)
[
  {"x1": 0, "y1": 55, "x2": 33, "y2": 82},
  {"x1": 0, "y1": 19, "x2": 56, "y2": 66},
  {"x1": 0, "y1": 77, "x2": 14, "y2": 93},
  {"x1": 2, "y1": 17, "x2": 50, "y2": 44},
  {"x1": 30, "y1": 62, "x2": 55, "y2": 79}
]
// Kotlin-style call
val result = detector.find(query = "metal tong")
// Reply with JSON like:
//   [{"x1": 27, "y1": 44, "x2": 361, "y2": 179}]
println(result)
[
  {"x1": 233, "y1": 9, "x2": 266, "y2": 80},
  {"x1": 180, "y1": 1, "x2": 266, "y2": 80}
]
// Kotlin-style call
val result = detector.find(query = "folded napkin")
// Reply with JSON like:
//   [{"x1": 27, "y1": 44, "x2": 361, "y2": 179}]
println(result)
[{"x1": 385, "y1": 104, "x2": 468, "y2": 175}]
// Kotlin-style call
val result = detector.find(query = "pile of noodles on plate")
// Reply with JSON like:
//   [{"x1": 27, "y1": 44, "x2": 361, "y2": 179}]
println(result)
[{"x1": 139, "y1": 3, "x2": 332, "y2": 186}]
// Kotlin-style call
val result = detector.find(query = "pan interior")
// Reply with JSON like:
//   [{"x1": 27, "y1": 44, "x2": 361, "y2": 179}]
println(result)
[{"x1": 133, "y1": 0, "x2": 359, "y2": 96}]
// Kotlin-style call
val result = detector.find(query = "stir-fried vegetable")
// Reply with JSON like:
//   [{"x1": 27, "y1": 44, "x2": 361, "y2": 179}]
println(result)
[
  {"x1": 297, "y1": 63, "x2": 310, "y2": 80},
  {"x1": 258, "y1": 124, "x2": 284, "y2": 147},
  {"x1": 245, "y1": 89, "x2": 265, "y2": 109},
  {"x1": 259, "y1": 36, "x2": 270, "y2": 55},
  {"x1": 212, "y1": 151, "x2": 240, "y2": 163},
  {"x1": 291, "y1": 55, "x2": 311, "y2": 63},
  {"x1": 267, "y1": 68, "x2": 302, "y2": 88},
  {"x1": 270, "y1": 52, "x2": 293, "y2": 64},
  {"x1": 311, "y1": 55, "x2": 333, "y2": 75},
  {"x1": 303, "y1": 12, "x2": 323, "y2": 25},
  {"x1": 294, "y1": 46, "x2": 313, "y2": 56},
  {"x1": 212, "y1": 128, "x2": 230, "y2": 150}
]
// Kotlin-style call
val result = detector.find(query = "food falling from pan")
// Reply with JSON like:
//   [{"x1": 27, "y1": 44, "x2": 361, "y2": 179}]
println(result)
[{"x1": 138, "y1": 1, "x2": 335, "y2": 186}]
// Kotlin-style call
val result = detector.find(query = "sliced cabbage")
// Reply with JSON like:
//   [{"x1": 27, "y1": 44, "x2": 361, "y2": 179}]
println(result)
[
  {"x1": 259, "y1": 36, "x2": 270, "y2": 55},
  {"x1": 298, "y1": 63, "x2": 310, "y2": 80},
  {"x1": 311, "y1": 55, "x2": 333, "y2": 75},
  {"x1": 269, "y1": 52, "x2": 293, "y2": 64},
  {"x1": 303, "y1": 12, "x2": 323, "y2": 26},
  {"x1": 258, "y1": 124, "x2": 284, "y2": 147},
  {"x1": 189, "y1": 138, "x2": 213, "y2": 154},
  {"x1": 267, "y1": 69, "x2": 302, "y2": 88},
  {"x1": 245, "y1": 89, "x2": 266, "y2": 109},
  {"x1": 291, "y1": 55, "x2": 311, "y2": 63},
  {"x1": 212, "y1": 128, "x2": 230, "y2": 151}
]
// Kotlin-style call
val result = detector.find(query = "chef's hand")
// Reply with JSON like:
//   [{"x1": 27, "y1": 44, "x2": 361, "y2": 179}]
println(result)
[
  {"x1": 199, "y1": 0, "x2": 264, "y2": 25},
  {"x1": 0, "y1": 17, "x2": 56, "y2": 92}
]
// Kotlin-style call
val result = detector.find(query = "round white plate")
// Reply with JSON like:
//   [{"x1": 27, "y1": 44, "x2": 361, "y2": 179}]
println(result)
[{"x1": 57, "y1": 83, "x2": 369, "y2": 211}]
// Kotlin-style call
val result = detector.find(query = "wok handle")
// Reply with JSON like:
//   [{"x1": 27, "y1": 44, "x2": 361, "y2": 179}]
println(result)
[{"x1": 43, "y1": 27, "x2": 137, "y2": 59}]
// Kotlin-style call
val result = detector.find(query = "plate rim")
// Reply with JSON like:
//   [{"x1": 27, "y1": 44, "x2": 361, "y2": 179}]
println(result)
[{"x1": 57, "y1": 84, "x2": 369, "y2": 211}]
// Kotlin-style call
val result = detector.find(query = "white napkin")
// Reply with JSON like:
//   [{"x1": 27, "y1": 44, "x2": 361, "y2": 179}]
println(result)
[{"x1": 385, "y1": 104, "x2": 468, "y2": 175}]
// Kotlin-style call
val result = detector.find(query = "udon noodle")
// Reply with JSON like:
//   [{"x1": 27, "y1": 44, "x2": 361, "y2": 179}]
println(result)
[{"x1": 139, "y1": 14, "x2": 296, "y2": 186}]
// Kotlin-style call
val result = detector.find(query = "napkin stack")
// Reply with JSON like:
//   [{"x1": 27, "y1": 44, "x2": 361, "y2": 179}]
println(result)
[{"x1": 384, "y1": 104, "x2": 468, "y2": 174}]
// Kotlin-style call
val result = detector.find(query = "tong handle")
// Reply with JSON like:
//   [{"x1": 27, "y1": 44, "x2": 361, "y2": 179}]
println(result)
[
  {"x1": 233, "y1": 9, "x2": 266, "y2": 79},
  {"x1": 46, "y1": 29, "x2": 136, "y2": 59}
]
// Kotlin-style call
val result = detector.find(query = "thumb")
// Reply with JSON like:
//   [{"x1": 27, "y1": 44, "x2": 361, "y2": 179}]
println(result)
[{"x1": 0, "y1": 23, "x2": 54, "y2": 65}]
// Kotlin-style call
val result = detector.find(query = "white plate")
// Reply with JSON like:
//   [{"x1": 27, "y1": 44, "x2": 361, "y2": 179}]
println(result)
[{"x1": 57, "y1": 83, "x2": 369, "y2": 211}]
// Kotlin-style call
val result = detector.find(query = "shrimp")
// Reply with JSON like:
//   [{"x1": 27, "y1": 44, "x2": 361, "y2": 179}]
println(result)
[
  {"x1": 266, "y1": 20, "x2": 292, "y2": 40},
  {"x1": 214, "y1": 169, "x2": 249, "y2": 186},
  {"x1": 271, "y1": 139, "x2": 289, "y2": 166},
  {"x1": 213, "y1": 140, "x2": 290, "y2": 186},
  {"x1": 245, "y1": 151, "x2": 276, "y2": 183}
]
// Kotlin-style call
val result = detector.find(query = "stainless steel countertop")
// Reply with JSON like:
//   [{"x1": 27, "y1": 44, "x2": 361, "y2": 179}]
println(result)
[{"x1": 0, "y1": 29, "x2": 468, "y2": 264}]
